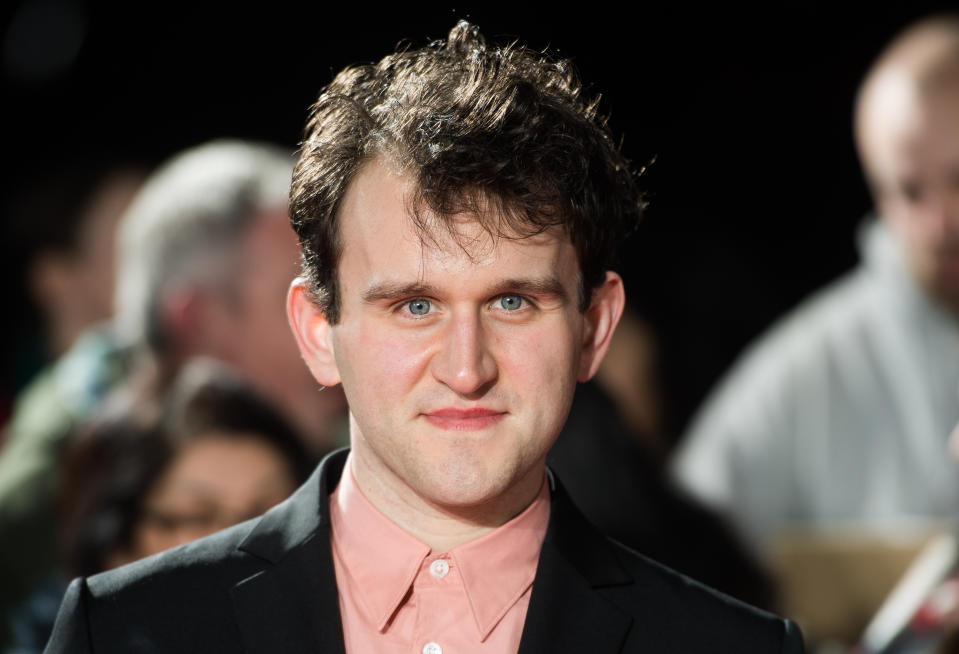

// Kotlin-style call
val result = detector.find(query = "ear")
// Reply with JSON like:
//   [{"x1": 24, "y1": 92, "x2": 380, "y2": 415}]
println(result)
[
  {"x1": 287, "y1": 278, "x2": 341, "y2": 387},
  {"x1": 577, "y1": 271, "x2": 626, "y2": 382},
  {"x1": 159, "y1": 287, "x2": 211, "y2": 355}
]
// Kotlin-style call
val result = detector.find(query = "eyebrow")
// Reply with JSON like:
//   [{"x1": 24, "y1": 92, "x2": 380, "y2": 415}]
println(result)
[
  {"x1": 362, "y1": 282, "x2": 439, "y2": 304},
  {"x1": 361, "y1": 276, "x2": 570, "y2": 304}
]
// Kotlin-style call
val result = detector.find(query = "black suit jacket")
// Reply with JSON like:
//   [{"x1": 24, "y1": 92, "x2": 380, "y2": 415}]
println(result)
[{"x1": 46, "y1": 450, "x2": 804, "y2": 653}]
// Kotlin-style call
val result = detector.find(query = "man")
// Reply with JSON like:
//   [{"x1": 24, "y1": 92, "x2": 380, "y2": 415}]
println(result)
[
  {"x1": 45, "y1": 22, "x2": 803, "y2": 653},
  {"x1": 673, "y1": 14, "x2": 959, "y2": 550}
]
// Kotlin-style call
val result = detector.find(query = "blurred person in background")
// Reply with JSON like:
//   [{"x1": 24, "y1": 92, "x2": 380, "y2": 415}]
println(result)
[
  {"x1": 1, "y1": 160, "x2": 145, "y2": 432},
  {"x1": 0, "y1": 140, "x2": 346, "y2": 648},
  {"x1": 59, "y1": 357, "x2": 312, "y2": 576},
  {"x1": 673, "y1": 13, "x2": 959, "y2": 550},
  {"x1": 671, "y1": 14, "x2": 959, "y2": 647},
  {"x1": 9, "y1": 161, "x2": 145, "y2": 366},
  {"x1": 113, "y1": 139, "x2": 347, "y2": 453},
  {"x1": 593, "y1": 307, "x2": 665, "y2": 450},
  {"x1": 0, "y1": 160, "x2": 145, "y2": 647},
  {"x1": 6, "y1": 358, "x2": 311, "y2": 652}
]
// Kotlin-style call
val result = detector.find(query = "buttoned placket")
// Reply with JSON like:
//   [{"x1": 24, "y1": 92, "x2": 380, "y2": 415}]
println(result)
[{"x1": 417, "y1": 555, "x2": 454, "y2": 654}]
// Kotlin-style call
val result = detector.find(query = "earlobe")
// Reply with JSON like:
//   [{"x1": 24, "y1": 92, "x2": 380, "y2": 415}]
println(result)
[
  {"x1": 577, "y1": 271, "x2": 626, "y2": 382},
  {"x1": 286, "y1": 278, "x2": 342, "y2": 387}
]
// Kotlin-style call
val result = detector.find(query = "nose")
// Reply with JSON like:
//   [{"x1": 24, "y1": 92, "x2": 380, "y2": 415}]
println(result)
[{"x1": 430, "y1": 311, "x2": 498, "y2": 397}]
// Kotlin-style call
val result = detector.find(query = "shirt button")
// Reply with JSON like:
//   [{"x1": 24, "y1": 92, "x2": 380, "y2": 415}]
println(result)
[
  {"x1": 429, "y1": 559, "x2": 450, "y2": 578},
  {"x1": 423, "y1": 642, "x2": 442, "y2": 654}
]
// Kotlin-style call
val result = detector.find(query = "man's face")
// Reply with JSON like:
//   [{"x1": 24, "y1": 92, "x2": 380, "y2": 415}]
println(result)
[
  {"x1": 289, "y1": 159, "x2": 622, "y2": 515},
  {"x1": 861, "y1": 80, "x2": 959, "y2": 311}
]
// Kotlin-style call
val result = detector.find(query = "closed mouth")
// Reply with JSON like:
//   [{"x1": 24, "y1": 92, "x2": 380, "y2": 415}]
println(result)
[{"x1": 421, "y1": 408, "x2": 507, "y2": 431}]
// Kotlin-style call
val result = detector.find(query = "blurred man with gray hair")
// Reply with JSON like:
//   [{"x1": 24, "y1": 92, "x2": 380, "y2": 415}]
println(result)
[
  {"x1": 673, "y1": 14, "x2": 959, "y2": 551},
  {"x1": 114, "y1": 140, "x2": 345, "y2": 450}
]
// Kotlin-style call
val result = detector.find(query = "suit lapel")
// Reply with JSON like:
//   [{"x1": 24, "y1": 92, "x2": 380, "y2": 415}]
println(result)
[
  {"x1": 518, "y1": 475, "x2": 634, "y2": 654},
  {"x1": 231, "y1": 535, "x2": 344, "y2": 652},
  {"x1": 230, "y1": 450, "x2": 349, "y2": 654}
]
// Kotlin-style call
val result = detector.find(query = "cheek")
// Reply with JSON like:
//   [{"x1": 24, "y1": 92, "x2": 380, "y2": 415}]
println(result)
[
  {"x1": 884, "y1": 200, "x2": 916, "y2": 231},
  {"x1": 885, "y1": 209, "x2": 932, "y2": 257},
  {"x1": 497, "y1": 319, "x2": 581, "y2": 377},
  {"x1": 247, "y1": 284, "x2": 298, "y2": 348},
  {"x1": 335, "y1": 322, "x2": 434, "y2": 403}
]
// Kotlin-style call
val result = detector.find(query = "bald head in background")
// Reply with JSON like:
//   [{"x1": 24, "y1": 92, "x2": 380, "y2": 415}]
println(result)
[{"x1": 855, "y1": 14, "x2": 959, "y2": 314}]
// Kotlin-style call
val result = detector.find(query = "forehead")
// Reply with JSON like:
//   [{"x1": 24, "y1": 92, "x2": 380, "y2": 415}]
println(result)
[
  {"x1": 153, "y1": 434, "x2": 288, "y2": 501},
  {"x1": 335, "y1": 159, "x2": 576, "y2": 284},
  {"x1": 861, "y1": 76, "x2": 959, "y2": 180}
]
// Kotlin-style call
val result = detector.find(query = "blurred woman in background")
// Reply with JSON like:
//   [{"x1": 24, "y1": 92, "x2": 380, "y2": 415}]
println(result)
[{"x1": 57, "y1": 357, "x2": 314, "y2": 578}]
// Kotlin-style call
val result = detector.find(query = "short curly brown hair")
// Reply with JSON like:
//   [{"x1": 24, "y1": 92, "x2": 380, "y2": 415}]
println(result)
[{"x1": 290, "y1": 21, "x2": 643, "y2": 323}]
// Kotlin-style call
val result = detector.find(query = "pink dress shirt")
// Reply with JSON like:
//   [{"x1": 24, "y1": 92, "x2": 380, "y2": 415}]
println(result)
[{"x1": 329, "y1": 459, "x2": 551, "y2": 654}]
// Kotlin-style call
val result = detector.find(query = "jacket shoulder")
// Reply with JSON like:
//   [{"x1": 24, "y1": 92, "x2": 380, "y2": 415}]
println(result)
[
  {"x1": 46, "y1": 457, "x2": 339, "y2": 653},
  {"x1": 50, "y1": 520, "x2": 264, "y2": 653},
  {"x1": 87, "y1": 518, "x2": 259, "y2": 598},
  {"x1": 605, "y1": 540, "x2": 804, "y2": 653}
]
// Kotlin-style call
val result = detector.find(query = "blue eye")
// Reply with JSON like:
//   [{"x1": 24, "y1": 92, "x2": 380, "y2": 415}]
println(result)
[
  {"x1": 499, "y1": 295, "x2": 524, "y2": 311},
  {"x1": 407, "y1": 299, "x2": 431, "y2": 315}
]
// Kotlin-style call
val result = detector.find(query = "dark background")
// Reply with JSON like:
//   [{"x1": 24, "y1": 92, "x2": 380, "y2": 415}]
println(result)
[{"x1": 3, "y1": 2, "x2": 955, "y2": 443}]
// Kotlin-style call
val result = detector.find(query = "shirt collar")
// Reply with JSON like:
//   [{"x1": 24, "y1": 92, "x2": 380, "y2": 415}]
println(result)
[
  {"x1": 452, "y1": 479, "x2": 550, "y2": 638},
  {"x1": 329, "y1": 453, "x2": 551, "y2": 640}
]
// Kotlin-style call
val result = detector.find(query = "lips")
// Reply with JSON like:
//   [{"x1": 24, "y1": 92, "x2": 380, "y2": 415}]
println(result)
[{"x1": 422, "y1": 408, "x2": 507, "y2": 431}]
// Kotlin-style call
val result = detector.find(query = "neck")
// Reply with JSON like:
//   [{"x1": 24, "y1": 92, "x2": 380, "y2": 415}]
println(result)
[{"x1": 348, "y1": 449, "x2": 545, "y2": 553}]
